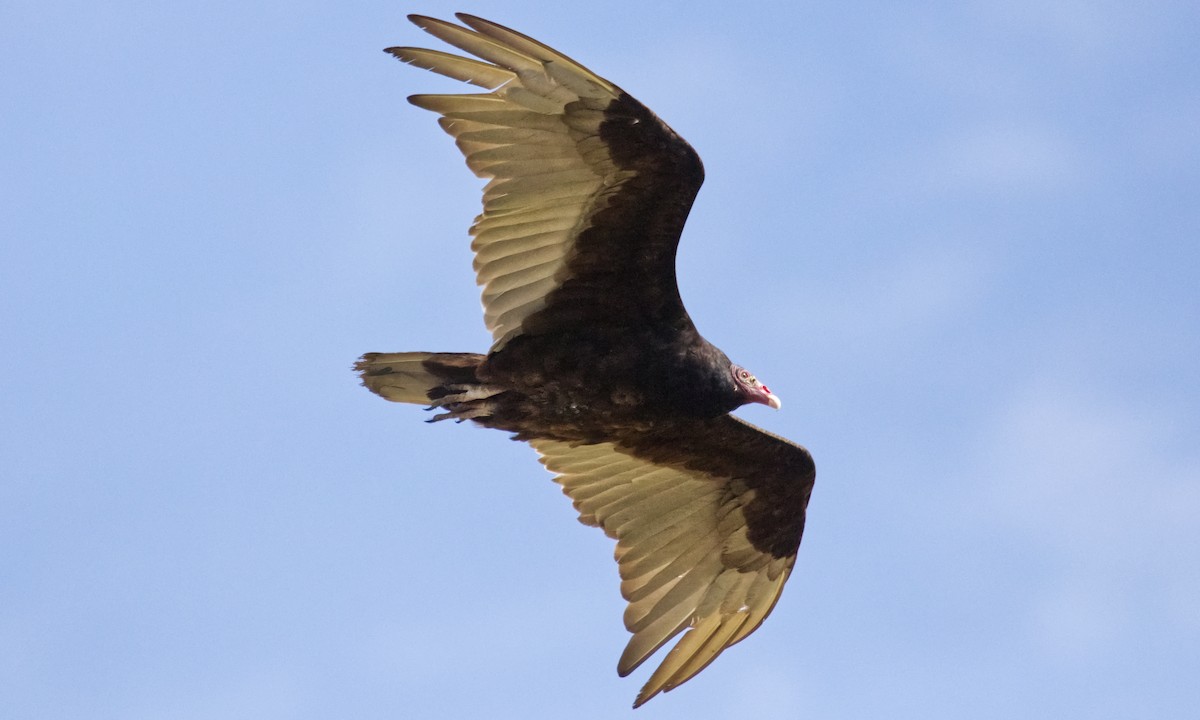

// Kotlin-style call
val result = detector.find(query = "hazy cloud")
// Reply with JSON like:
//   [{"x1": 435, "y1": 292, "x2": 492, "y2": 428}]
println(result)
[{"x1": 971, "y1": 375, "x2": 1200, "y2": 658}]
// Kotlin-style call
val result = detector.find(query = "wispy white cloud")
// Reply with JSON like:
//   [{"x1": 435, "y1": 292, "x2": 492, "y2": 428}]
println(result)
[
  {"x1": 973, "y1": 0, "x2": 1165, "y2": 65},
  {"x1": 978, "y1": 379, "x2": 1195, "y2": 545},
  {"x1": 969, "y1": 375, "x2": 1200, "y2": 661},
  {"x1": 802, "y1": 241, "x2": 996, "y2": 352},
  {"x1": 913, "y1": 122, "x2": 1082, "y2": 196},
  {"x1": 1029, "y1": 574, "x2": 1127, "y2": 665},
  {"x1": 1129, "y1": 92, "x2": 1200, "y2": 169},
  {"x1": 729, "y1": 662, "x2": 810, "y2": 715}
]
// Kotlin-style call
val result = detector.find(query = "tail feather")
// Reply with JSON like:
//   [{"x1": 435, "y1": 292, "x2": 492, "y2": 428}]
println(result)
[{"x1": 354, "y1": 351, "x2": 485, "y2": 404}]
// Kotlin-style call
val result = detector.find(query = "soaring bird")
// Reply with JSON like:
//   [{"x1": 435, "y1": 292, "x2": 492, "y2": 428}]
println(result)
[{"x1": 355, "y1": 13, "x2": 816, "y2": 707}]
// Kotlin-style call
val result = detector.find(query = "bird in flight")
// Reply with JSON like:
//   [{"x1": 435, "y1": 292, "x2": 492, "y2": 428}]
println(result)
[{"x1": 356, "y1": 13, "x2": 816, "y2": 707}]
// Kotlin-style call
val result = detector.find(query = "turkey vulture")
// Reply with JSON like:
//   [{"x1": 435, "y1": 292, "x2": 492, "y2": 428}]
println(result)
[{"x1": 355, "y1": 13, "x2": 815, "y2": 707}]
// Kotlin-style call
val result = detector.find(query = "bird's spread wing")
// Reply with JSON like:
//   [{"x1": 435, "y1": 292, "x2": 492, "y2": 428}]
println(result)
[
  {"x1": 391, "y1": 14, "x2": 705, "y2": 351},
  {"x1": 530, "y1": 415, "x2": 815, "y2": 707}
]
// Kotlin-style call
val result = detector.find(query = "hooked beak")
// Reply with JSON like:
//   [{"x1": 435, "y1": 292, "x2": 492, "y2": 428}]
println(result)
[{"x1": 748, "y1": 384, "x2": 782, "y2": 410}]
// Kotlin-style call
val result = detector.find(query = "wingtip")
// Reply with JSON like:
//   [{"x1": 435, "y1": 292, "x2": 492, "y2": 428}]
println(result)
[
  {"x1": 406, "y1": 13, "x2": 450, "y2": 38},
  {"x1": 631, "y1": 686, "x2": 662, "y2": 709},
  {"x1": 453, "y1": 12, "x2": 504, "y2": 34},
  {"x1": 408, "y1": 13, "x2": 459, "y2": 34}
]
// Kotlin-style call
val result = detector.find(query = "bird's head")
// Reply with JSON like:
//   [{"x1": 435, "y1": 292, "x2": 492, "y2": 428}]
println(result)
[{"x1": 731, "y1": 364, "x2": 781, "y2": 410}]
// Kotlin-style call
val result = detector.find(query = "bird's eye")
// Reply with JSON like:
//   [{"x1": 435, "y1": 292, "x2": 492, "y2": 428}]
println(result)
[{"x1": 740, "y1": 371, "x2": 749, "y2": 380}]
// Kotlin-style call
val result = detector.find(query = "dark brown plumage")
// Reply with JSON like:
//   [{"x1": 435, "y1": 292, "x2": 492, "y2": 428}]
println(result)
[{"x1": 355, "y1": 13, "x2": 815, "y2": 707}]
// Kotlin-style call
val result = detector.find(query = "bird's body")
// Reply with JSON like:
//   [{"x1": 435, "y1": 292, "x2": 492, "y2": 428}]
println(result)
[{"x1": 356, "y1": 13, "x2": 815, "y2": 707}]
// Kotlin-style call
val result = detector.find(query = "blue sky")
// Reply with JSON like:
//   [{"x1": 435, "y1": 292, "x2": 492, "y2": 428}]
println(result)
[{"x1": 3, "y1": 1, "x2": 1198, "y2": 718}]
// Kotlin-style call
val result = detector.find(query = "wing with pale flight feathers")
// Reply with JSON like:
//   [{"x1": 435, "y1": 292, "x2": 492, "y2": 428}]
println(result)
[
  {"x1": 533, "y1": 415, "x2": 814, "y2": 706},
  {"x1": 391, "y1": 13, "x2": 704, "y2": 351}
]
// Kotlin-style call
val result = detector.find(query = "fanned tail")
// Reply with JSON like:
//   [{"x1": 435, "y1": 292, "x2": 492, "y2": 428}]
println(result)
[{"x1": 354, "y1": 351, "x2": 501, "y2": 421}]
